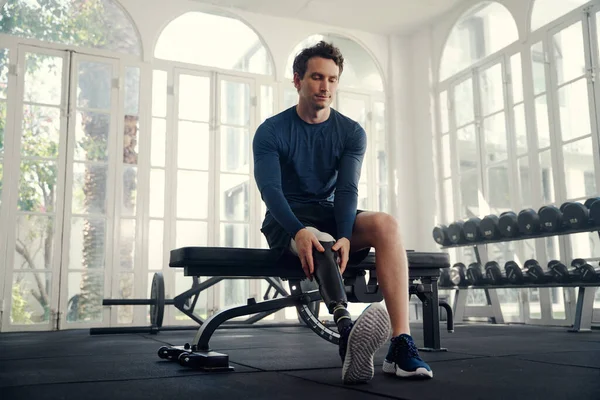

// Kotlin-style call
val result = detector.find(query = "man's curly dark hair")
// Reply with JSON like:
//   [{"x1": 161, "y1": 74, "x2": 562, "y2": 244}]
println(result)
[{"x1": 292, "y1": 40, "x2": 344, "y2": 79}]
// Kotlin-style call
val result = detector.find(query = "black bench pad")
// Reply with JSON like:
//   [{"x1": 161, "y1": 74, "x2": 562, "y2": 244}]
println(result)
[{"x1": 170, "y1": 247, "x2": 450, "y2": 279}]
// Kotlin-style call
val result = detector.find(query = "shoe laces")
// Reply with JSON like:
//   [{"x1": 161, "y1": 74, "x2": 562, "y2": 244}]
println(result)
[
  {"x1": 391, "y1": 335, "x2": 421, "y2": 360},
  {"x1": 338, "y1": 324, "x2": 352, "y2": 360}
]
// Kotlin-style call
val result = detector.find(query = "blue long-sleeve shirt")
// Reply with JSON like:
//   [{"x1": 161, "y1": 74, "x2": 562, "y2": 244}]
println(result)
[{"x1": 253, "y1": 106, "x2": 367, "y2": 240}]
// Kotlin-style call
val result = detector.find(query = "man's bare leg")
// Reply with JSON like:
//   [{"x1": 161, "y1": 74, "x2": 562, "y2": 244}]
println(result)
[
  {"x1": 350, "y1": 212, "x2": 410, "y2": 336},
  {"x1": 350, "y1": 211, "x2": 433, "y2": 379}
]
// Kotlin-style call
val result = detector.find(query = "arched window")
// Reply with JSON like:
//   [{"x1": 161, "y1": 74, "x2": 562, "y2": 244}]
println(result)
[
  {"x1": 439, "y1": 2, "x2": 518, "y2": 82},
  {"x1": 0, "y1": 0, "x2": 141, "y2": 55},
  {"x1": 530, "y1": 0, "x2": 589, "y2": 32},
  {"x1": 284, "y1": 34, "x2": 383, "y2": 92},
  {"x1": 155, "y1": 12, "x2": 273, "y2": 75}
]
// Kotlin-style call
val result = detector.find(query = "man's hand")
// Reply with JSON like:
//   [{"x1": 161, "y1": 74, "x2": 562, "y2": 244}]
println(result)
[
  {"x1": 332, "y1": 237, "x2": 351, "y2": 274},
  {"x1": 294, "y1": 228, "x2": 325, "y2": 280}
]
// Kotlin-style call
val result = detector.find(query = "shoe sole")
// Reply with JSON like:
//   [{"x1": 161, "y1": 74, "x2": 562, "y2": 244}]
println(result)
[
  {"x1": 382, "y1": 359, "x2": 434, "y2": 379},
  {"x1": 342, "y1": 303, "x2": 391, "y2": 384}
]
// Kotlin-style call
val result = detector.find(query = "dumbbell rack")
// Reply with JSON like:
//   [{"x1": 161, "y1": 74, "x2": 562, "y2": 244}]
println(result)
[{"x1": 440, "y1": 225, "x2": 600, "y2": 332}]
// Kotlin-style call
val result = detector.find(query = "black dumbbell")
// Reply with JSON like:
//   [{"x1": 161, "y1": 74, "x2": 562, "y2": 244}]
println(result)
[
  {"x1": 571, "y1": 258, "x2": 600, "y2": 282},
  {"x1": 466, "y1": 262, "x2": 490, "y2": 285},
  {"x1": 586, "y1": 198, "x2": 600, "y2": 226},
  {"x1": 480, "y1": 215, "x2": 501, "y2": 240},
  {"x1": 485, "y1": 261, "x2": 507, "y2": 285},
  {"x1": 517, "y1": 208, "x2": 541, "y2": 235},
  {"x1": 498, "y1": 211, "x2": 519, "y2": 238},
  {"x1": 562, "y1": 202, "x2": 590, "y2": 229},
  {"x1": 447, "y1": 221, "x2": 466, "y2": 244},
  {"x1": 504, "y1": 261, "x2": 531, "y2": 284},
  {"x1": 450, "y1": 262, "x2": 468, "y2": 286},
  {"x1": 439, "y1": 267, "x2": 452, "y2": 287},
  {"x1": 538, "y1": 205, "x2": 565, "y2": 232},
  {"x1": 523, "y1": 259, "x2": 554, "y2": 283},
  {"x1": 548, "y1": 260, "x2": 579, "y2": 283},
  {"x1": 432, "y1": 225, "x2": 451, "y2": 246},
  {"x1": 463, "y1": 217, "x2": 483, "y2": 242}
]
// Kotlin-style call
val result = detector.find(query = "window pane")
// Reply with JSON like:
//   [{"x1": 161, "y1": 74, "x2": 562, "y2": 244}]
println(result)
[
  {"x1": 124, "y1": 67, "x2": 140, "y2": 116},
  {"x1": 531, "y1": 0, "x2": 589, "y2": 32},
  {"x1": 487, "y1": 164, "x2": 510, "y2": 212},
  {"x1": 563, "y1": 137, "x2": 596, "y2": 199},
  {"x1": 483, "y1": 112, "x2": 508, "y2": 164},
  {"x1": 24, "y1": 53, "x2": 63, "y2": 106},
  {"x1": 152, "y1": 70, "x2": 167, "y2": 118},
  {"x1": 514, "y1": 103, "x2": 528, "y2": 155},
  {"x1": 121, "y1": 166, "x2": 137, "y2": 217},
  {"x1": 66, "y1": 271, "x2": 104, "y2": 323},
  {"x1": 0, "y1": 48, "x2": 8, "y2": 100},
  {"x1": 176, "y1": 221, "x2": 208, "y2": 248},
  {"x1": 14, "y1": 215, "x2": 54, "y2": 270},
  {"x1": 460, "y1": 169, "x2": 480, "y2": 218},
  {"x1": 378, "y1": 185, "x2": 388, "y2": 213},
  {"x1": 0, "y1": 102, "x2": 5, "y2": 155},
  {"x1": 517, "y1": 156, "x2": 532, "y2": 207},
  {"x1": 454, "y1": 78, "x2": 474, "y2": 127},
  {"x1": 151, "y1": 118, "x2": 166, "y2": 167},
  {"x1": 480, "y1": 63, "x2": 504, "y2": 116},
  {"x1": 569, "y1": 232, "x2": 600, "y2": 260},
  {"x1": 457, "y1": 124, "x2": 477, "y2": 173},
  {"x1": 221, "y1": 126, "x2": 249, "y2": 173},
  {"x1": 155, "y1": 12, "x2": 272, "y2": 75},
  {"x1": 220, "y1": 223, "x2": 248, "y2": 247},
  {"x1": 11, "y1": 272, "x2": 52, "y2": 324},
  {"x1": 177, "y1": 171, "x2": 208, "y2": 219},
  {"x1": 221, "y1": 174, "x2": 249, "y2": 222},
  {"x1": 531, "y1": 42, "x2": 546, "y2": 95},
  {"x1": 260, "y1": 85, "x2": 274, "y2": 123},
  {"x1": 285, "y1": 34, "x2": 382, "y2": 91},
  {"x1": 77, "y1": 61, "x2": 112, "y2": 110},
  {"x1": 69, "y1": 217, "x2": 106, "y2": 269},
  {"x1": 553, "y1": 22, "x2": 585, "y2": 85},
  {"x1": 0, "y1": 0, "x2": 141, "y2": 55},
  {"x1": 149, "y1": 169, "x2": 164, "y2": 218},
  {"x1": 21, "y1": 105, "x2": 60, "y2": 158},
  {"x1": 440, "y1": 91, "x2": 449, "y2": 133},
  {"x1": 74, "y1": 111, "x2": 110, "y2": 162},
  {"x1": 440, "y1": 2, "x2": 518, "y2": 80},
  {"x1": 71, "y1": 163, "x2": 108, "y2": 215},
  {"x1": 123, "y1": 115, "x2": 138, "y2": 164},
  {"x1": 18, "y1": 160, "x2": 58, "y2": 213},
  {"x1": 511, "y1": 53, "x2": 523, "y2": 103},
  {"x1": 178, "y1": 121, "x2": 209, "y2": 170},
  {"x1": 558, "y1": 78, "x2": 591, "y2": 142},
  {"x1": 178, "y1": 75, "x2": 210, "y2": 122},
  {"x1": 221, "y1": 81, "x2": 250, "y2": 126},
  {"x1": 539, "y1": 150, "x2": 555, "y2": 204},
  {"x1": 338, "y1": 95, "x2": 367, "y2": 128},
  {"x1": 535, "y1": 96, "x2": 550, "y2": 148},
  {"x1": 374, "y1": 102, "x2": 387, "y2": 185},
  {"x1": 119, "y1": 219, "x2": 135, "y2": 270},
  {"x1": 148, "y1": 220, "x2": 164, "y2": 271},
  {"x1": 117, "y1": 272, "x2": 134, "y2": 324}
]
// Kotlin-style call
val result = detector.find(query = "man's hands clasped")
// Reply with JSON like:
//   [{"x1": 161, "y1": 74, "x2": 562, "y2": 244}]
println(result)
[{"x1": 294, "y1": 228, "x2": 350, "y2": 280}]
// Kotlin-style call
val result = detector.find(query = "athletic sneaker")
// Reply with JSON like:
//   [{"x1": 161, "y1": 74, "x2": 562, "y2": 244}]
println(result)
[
  {"x1": 382, "y1": 334, "x2": 433, "y2": 379},
  {"x1": 339, "y1": 303, "x2": 391, "y2": 384}
]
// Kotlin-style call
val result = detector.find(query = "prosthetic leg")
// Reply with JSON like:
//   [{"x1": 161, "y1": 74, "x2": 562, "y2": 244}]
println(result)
[{"x1": 313, "y1": 241, "x2": 352, "y2": 329}]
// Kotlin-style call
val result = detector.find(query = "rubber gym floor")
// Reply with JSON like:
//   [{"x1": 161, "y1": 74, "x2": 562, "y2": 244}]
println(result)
[{"x1": 1, "y1": 322, "x2": 599, "y2": 400}]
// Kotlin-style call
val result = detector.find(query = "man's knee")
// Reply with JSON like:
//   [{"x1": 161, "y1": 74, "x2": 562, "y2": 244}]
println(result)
[
  {"x1": 290, "y1": 226, "x2": 335, "y2": 255},
  {"x1": 363, "y1": 212, "x2": 400, "y2": 241}
]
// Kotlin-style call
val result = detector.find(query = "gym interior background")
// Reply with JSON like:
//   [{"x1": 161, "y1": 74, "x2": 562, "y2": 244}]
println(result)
[{"x1": 0, "y1": 0, "x2": 600, "y2": 359}]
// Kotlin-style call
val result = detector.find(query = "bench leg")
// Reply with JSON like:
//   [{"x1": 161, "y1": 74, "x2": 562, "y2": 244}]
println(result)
[
  {"x1": 419, "y1": 277, "x2": 447, "y2": 352},
  {"x1": 158, "y1": 291, "x2": 322, "y2": 370},
  {"x1": 569, "y1": 286, "x2": 597, "y2": 333}
]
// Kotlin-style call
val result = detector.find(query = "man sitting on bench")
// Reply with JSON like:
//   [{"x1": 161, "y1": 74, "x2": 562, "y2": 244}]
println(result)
[{"x1": 253, "y1": 40, "x2": 433, "y2": 384}]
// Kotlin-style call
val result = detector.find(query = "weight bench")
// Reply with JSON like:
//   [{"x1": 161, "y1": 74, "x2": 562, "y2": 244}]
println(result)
[{"x1": 158, "y1": 246, "x2": 451, "y2": 370}]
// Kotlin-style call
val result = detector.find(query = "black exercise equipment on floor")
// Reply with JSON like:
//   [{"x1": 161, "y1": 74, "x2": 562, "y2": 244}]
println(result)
[{"x1": 157, "y1": 247, "x2": 451, "y2": 371}]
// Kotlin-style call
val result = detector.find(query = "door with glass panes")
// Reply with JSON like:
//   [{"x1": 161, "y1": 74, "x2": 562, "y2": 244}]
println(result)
[{"x1": 1, "y1": 45, "x2": 120, "y2": 331}]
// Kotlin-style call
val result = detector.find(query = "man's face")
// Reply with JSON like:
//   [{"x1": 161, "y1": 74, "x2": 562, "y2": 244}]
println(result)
[{"x1": 294, "y1": 57, "x2": 340, "y2": 111}]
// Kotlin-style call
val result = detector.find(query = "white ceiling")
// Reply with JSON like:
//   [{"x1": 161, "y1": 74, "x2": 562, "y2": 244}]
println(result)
[{"x1": 190, "y1": 0, "x2": 467, "y2": 34}]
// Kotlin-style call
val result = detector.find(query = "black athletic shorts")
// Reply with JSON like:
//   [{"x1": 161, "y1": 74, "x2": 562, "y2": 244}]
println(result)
[{"x1": 260, "y1": 202, "x2": 371, "y2": 266}]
